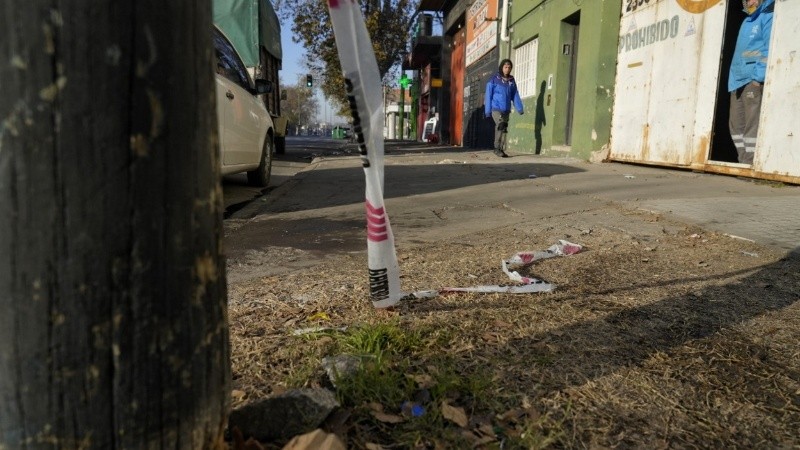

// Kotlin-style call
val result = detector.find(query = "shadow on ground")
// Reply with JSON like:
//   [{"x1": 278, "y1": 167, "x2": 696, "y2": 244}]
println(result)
[
  {"x1": 261, "y1": 162, "x2": 584, "y2": 213},
  {"x1": 407, "y1": 249, "x2": 800, "y2": 447}
]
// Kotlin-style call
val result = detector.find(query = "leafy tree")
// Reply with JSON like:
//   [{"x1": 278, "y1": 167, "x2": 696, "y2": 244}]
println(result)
[
  {"x1": 282, "y1": 76, "x2": 321, "y2": 134},
  {"x1": 278, "y1": 0, "x2": 418, "y2": 115},
  {"x1": 1, "y1": 2, "x2": 228, "y2": 448}
]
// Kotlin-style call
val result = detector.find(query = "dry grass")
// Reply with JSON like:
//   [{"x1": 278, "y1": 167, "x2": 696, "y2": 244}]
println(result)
[{"x1": 227, "y1": 208, "x2": 800, "y2": 449}]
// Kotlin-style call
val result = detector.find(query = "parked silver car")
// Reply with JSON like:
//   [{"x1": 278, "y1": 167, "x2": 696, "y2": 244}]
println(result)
[{"x1": 214, "y1": 26, "x2": 274, "y2": 186}]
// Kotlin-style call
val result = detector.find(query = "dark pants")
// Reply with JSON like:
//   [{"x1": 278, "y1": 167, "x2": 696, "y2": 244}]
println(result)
[
  {"x1": 729, "y1": 82, "x2": 762, "y2": 165},
  {"x1": 491, "y1": 111, "x2": 510, "y2": 150}
]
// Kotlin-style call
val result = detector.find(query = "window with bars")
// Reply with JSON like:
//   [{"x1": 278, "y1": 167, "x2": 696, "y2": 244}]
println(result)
[{"x1": 513, "y1": 38, "x2": 539, "y2": 99}]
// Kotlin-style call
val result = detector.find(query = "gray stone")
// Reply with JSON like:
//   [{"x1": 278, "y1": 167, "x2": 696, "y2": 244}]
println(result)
[
  {"x1": 228, "y1": 388, "x2": 339, "y2": 441},
  {"x1": 321, "y1": 354, "x2": 366, "y2": 386}
]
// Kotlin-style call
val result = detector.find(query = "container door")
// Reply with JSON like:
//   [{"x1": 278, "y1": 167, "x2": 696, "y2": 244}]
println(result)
[
  {"x1": 753, "y1": 0, "x2": 800, "y2": 177},
  {"x1": 610, "y1": 0, "x2": 727, "y2": 165}
]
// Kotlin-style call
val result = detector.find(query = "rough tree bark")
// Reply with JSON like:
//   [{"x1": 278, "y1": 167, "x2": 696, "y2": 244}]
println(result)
[{"x1": 0, "y1": 2, "x2": 229, "y2": 449}]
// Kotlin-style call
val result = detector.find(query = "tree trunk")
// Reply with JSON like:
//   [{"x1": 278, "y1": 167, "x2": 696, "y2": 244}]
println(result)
[{"x1": 0, "y1": 2, "x2": 229, "y2": 449}]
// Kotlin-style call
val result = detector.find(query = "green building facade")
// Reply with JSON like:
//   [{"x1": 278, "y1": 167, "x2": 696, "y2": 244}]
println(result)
[{"x1": 501, "y1": 0, "x2": 621, "y2": 159}]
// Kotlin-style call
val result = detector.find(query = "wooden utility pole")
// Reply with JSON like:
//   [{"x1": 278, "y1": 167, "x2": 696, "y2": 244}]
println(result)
[{"x1": 0, "y1": 2, "x2": 230, "y2": 448}]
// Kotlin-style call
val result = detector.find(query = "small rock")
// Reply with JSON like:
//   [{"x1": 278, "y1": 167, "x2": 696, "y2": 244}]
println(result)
[{"x1": 321, "y1": 354, "x2": 364, "y2": 386}]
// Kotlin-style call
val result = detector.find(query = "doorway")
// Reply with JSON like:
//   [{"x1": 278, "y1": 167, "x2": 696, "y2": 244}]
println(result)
[
  {"x1": 562, "y1": 11, "x2": 580, "y2": 146},
  {"x1": 450, "y1": 28, "x2": 466, "y2": 145},
  {"x1": 709, "y1": 2, "x2": 745, "y2": 163}
]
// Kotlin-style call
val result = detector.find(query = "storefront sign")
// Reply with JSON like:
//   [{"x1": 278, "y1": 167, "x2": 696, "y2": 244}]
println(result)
[{"x1": 466, "y1": 0, "x2": 499, "y2": 67}]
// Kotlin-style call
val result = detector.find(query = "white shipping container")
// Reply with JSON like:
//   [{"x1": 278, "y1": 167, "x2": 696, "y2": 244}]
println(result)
[{"x1": 610, "y1": 0, "x2": 799, "y2": 184}]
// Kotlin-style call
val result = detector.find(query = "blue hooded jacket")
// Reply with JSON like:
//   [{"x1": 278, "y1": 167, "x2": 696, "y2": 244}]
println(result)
[
  {"x1": 484, "y1": 73, "x2": 524, "y2": 117},
  {"x1": 728, "y1": 0, "x2": 774, "y2": 92}
]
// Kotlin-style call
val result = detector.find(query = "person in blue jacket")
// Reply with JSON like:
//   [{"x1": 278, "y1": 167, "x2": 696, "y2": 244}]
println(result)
[
  {"x1": 485, "y1": 59, "x2": 524, "y2": 157},
  {"x1": 728, "y1": 0, "x2": 774, "y2": 165}
]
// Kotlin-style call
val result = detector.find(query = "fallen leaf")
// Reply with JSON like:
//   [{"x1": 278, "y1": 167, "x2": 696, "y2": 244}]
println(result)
[
  {"x1": 307, "y1": 311, "x2": 331, "y2": 321},
  {"x1": 282, "y1": 317, "x2": 300, "y2": 328},
  {"x1": 477, "y1": 422, "x2": 495, "y2": 437},
  {"x1": 406, "y1": 373, "x2": 436, "y2": 388},
  {"x1": 231, "y1": 389, "x2": 246, "y2": 401},
  {"x1": 474, "y1": 434, "x2": 497, "y2": 445},
  {"x1": 481, "y1": 332, "x2": 502, "y2": 343},
  {"x1": 492, "y1": 320, "x2": 513, "y2": 329},
  {"x1": 365, "y1": 402, "x2": 384, "y2": 412},
  {"x1": 460, "y1": 430, "x2": 481, "y2": 442},
  {"x1": 371, "y1": 411, "x2": 405, "y2": 423},
  {"x1": 441, "y1": 401, "x2": 469, "y2": 427},
  {"x1": 281, "y1": 429, "x2": 345, "y2": 450},
  {"x1": 525, "y1": 407, "x2": 541, "y2": 422},
  {"x1": 365, "y1": 444, "x2": 385, "y2": 450},
  {"x1": 497, "y1": 408, "x2": 526, "y2": 423}
]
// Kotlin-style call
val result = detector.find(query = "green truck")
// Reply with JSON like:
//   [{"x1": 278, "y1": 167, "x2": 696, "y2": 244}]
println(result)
[{"x1": 213, "y1": 0, "x2": 287, "y2": 154}]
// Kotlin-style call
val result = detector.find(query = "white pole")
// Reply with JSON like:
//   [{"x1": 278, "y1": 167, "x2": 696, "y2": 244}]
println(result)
[{"x1": 500, "y1": 0, "x2": 510, "y2": 42}]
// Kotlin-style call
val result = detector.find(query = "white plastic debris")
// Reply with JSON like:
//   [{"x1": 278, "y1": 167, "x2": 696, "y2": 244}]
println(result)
[
  {"x1": 292, "y1": 326, "x2": 348, "y2": 336},
  {"x1": 402, "y1": 240, "x2": 583, "y2": 299}
]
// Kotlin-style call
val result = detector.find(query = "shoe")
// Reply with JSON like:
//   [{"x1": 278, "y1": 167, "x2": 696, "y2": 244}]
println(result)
[{"x1": 493, "y1": 149, "x2": 508, "y2": 158}]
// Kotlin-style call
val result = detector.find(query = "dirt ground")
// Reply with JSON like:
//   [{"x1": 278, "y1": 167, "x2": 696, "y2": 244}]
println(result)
[{"x1": 226, "y1": 205, "x2": 800, "y2": 449}]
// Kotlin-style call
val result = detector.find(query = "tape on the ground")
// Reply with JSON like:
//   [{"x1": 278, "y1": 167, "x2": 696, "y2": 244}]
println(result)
[{"x1": 327, "y1": 2, "x2": 582, "y2": 307}]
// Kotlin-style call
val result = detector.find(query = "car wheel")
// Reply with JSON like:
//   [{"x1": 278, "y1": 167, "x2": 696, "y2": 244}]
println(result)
[
  {"x1": 247, "y1": 134, "x2": 273, "y2": 187},
  {"x1": 274, "y1": 136, "x2": 286, "y2": 155}
]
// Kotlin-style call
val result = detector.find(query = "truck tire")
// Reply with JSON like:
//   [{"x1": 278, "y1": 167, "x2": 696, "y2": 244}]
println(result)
[
  {"x1": 247, "y1": 134, "x2": 273, "y2": 187},
  {"x1": 274, "y1": 136, "x2": 286, "y2": 155}
]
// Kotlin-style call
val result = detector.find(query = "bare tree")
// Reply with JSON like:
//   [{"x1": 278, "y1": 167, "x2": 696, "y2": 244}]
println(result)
[{"x1": 0, "y1": 2, "x2": 229, "y2": 448}]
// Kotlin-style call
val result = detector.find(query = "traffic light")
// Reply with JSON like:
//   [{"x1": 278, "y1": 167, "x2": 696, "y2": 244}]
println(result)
[{"x1": 306, "y1": 74, "x2": 313, "y2": 87}]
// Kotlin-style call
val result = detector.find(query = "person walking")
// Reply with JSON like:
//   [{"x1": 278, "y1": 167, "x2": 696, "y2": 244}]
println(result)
[
  {"x1": 485, "y1": 59, "x2": 524, "y2": 157},
  {"x1": 728, "y1": 0, "x2": 774, "y2": 165}
]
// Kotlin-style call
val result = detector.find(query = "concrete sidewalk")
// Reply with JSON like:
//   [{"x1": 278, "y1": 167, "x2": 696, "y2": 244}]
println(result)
[{"x1": 225, "y1": 146, "x2": 799, "y2": 280}]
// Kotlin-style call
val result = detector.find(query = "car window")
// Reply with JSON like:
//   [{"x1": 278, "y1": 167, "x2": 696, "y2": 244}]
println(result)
[{"x1": 213, "y1": 28, "x2": 251, "y2": 90}]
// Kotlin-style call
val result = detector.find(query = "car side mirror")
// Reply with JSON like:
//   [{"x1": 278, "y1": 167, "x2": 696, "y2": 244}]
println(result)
[{"x1": 254, "y1": 79, "x2": 272, "y2": 94}]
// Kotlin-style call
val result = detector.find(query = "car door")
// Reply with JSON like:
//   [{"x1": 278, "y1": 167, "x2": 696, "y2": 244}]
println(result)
[{"x1": 213, "y1": 28, "x2": 265, "y2": 167}]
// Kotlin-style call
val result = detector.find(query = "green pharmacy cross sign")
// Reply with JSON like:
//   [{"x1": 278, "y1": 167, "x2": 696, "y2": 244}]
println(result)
[{"x1": 399, "y1": 73, "x2": 412, "y2": 88}]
